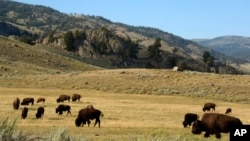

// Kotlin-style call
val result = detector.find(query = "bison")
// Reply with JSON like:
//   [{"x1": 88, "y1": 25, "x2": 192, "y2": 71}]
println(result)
[
  {"x1": 57, "y1": 95, "x2": 70, "y2": 103},
  {"x1": 21, "y1": 98, "x2": 34, "y2": 106},
  {"x1": 37, "y1": 97, "x2": 45, "y2": 103},
  {"x1": 55, "y1": 104, "x2": 71, "y2": 116},
  {"x1": 182, "y1": 113, "x2": 199, "y2": 128},
  {"x1": 202, "y1": 102, "x2": 216, "y2": 112},
  {"x1": 75, "y1": 106, "x2": 103, "y2": 128},
  {"x1": 72, "y1": 93, "x2": 81, "y2": 102},
  {"x1": 21, "y1": 107, "x2": 28, "y2": 119},
  {"x1": 36, "y1": 107, "x2": 45, "y2": 119},
  {"x1": 13, "y1": 97, "x2": 20, "y2": 110},
  {"x1": 225, "y1": 108, "x2": 232, "y2": 115},
  {"x1": 192, "y1": 113, "x2": 242, "y2": 139}
]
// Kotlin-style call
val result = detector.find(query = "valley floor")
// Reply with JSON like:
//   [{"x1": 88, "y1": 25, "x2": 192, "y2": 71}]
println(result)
[{"x1": 0, "y1": 69, "x2": 249, "y2": 140}]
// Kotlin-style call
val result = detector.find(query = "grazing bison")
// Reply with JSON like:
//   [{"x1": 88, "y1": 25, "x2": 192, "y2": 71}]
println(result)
[
  {"x1": 72, "y1": 93, "x2": 81, "y2": 102},
  {"x1": 55, "y1": 104, "x2": 71, "y2": 116},
  {"x1": 202, "y1": 102, "x2": 216, "y2": 112},
  {"x1": 13, "y1": 97, "x2": 20, "y2": 110},
  {"x1": 225, "y1": 108, "x2": 232, "y2": 115},
  {"x1": 21, "y1": 107, "x2": 28, "y2": 119},
  {"x1": 36, "y1": 107, "x2": 45, "y2": 119},
  {"x1": 37, "y1": 97, "x2": 46, "y2": 103},
  {"x1": 21, "y1": 98, "x2": 34, "y2": 106},
  {"x1": 56, "y1": 95, "x2": 70, "y2": 103},
  {"x1": 75, "y1": 107, "x2": 103, "y2": 128},
  {"x1": 183, "y1": 113, "x2": 199, "y2": 128},
  {"x1": 192, "y1": 113, "x2": 242, "y2": 139}
]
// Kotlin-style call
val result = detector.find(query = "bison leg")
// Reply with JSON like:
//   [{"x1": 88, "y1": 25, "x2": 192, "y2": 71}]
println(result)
[
  {"x1": 59, "y1": 111, "x2": 63, "y2": 115},
  {"x1": 215, "y1": 131, "x2": 221, "y2": 138},
  {"x1": 67, "y1": 110, "x2": 71, "y2": 116},
  {"x1": 94, "y1": 118, "x2": 101, "y2": 128},
  {"x1": 204, "y1": 131, "x2": 210, "y2": 138},
  {"x1": 87, "y1": 120, "x2": 91, "y2": 127}
]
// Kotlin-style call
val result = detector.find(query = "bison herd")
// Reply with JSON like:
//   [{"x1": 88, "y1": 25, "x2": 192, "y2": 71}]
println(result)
[
  {"x1": 12, "y1": 93, "x2": 104, "y2": 128},
  {"x1": 183, "y1": 102, "x2": 244, "y2": 139},
  {"x1": 12, "y1": 95, "x2": 245, "y2": 139}
]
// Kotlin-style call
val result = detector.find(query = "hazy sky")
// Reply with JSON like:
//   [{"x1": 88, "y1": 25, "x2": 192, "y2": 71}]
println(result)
[{"x1": 13, "y1": 0, "x2": 250, "y2": 39}]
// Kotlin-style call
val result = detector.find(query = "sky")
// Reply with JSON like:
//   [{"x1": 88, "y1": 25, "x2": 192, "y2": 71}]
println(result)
[{"x1": 13, "y1": 0, "x2": 250, "y2": 39}]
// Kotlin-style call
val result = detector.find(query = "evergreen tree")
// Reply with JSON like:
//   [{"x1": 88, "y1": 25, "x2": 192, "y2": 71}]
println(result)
[
  {"x1": 64, "y1": 31, "x2": 75, "y2": 51},
  {"x1": 203, "y1": 51, "x2": 215, "y2": 67},
  {"x1": 148, "y1": 38, "x2": 161, "y2": 61}
]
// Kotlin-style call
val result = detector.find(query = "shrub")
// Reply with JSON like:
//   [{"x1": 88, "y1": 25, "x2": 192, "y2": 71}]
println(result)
[{"x1": 0, "y1": 117, "x2": 27, "y2": 141}]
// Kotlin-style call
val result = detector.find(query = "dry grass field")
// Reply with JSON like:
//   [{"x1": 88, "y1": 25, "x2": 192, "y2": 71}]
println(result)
[{"x1": 0, "y1": 69, "x2": 250, "y2": 140}]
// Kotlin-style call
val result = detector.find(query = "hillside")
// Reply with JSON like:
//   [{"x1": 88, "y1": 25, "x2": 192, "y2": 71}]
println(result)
[
  {"x1": 193, "y1": 36, "x2": 250, "y2": 61},
  {"x1": 0, "y1": 36, "x2": 100, "y2": 76},
  {"x1": 0, "y1": 0, "x2": 241, "y2": 74}
]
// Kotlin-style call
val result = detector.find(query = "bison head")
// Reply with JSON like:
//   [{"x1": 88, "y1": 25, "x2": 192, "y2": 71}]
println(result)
[
  {"x1": 182, "y1": 121, "x2": 188, "y2": 128},
  {"x1": 75, "y1": 118, "x2": 86, "y2": 127},
  {"x1": 56, "y1": 98, "x2": 61, "y2": 103},
  {"x1": 202, "y1": 107, "x2": 206, "y2": 112},
  {"x1": 192, "y1": 120, "x2": 203, "y2": 134}
]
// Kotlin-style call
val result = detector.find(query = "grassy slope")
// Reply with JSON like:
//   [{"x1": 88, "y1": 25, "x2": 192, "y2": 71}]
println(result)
[{"x1": 0, "y1": 36, "x2": 100, "y2": 76}]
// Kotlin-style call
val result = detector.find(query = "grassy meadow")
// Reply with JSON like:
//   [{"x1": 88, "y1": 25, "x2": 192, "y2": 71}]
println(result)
[{"x1": 0, "y1": 69, "x2": 250, "y2": 140}]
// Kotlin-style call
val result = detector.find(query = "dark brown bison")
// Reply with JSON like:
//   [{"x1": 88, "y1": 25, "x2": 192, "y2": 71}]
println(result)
[
  {"x1": 192, "y1": 113, "x2": 242, "y2": 139},
  {"x1": 75, "y1": 107, "x2": 103, "y2": 128},
  {"x1": 37, "y1": 97, "x2": 45, "y2": 103},
  {"x1": 72, "y1": 93, "x2": 81, "y2": 102},
  {"x1": 21, "y1": 98, "x2": 34, "y2": 106},
  {"x1": 183, "y1": 113, "x2": 199, "y2": 127},
  {"x1": 55, "y1": 104, "x2": 71, "y2": 116},
  {"x1": 21, "y1": 107, "x2": 28, "y2": 119},
  {"x1": 56, "y1": 95, "x2": 70, "y2": 103},
  {"x1": 36, "y1": 107, "x2": 45, "y2": 119},
  {"x1": 13, "y1": 97, "x2": 20, "y2": 110},
  {"x1": 202, "y1": 102, "x2": 216, "y2": 112},
  {"x1": 225, "y1": 108, "x2": 232, "y2": 115}
]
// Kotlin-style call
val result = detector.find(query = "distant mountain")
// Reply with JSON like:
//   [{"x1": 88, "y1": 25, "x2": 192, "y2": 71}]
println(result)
[
  {"x1": 0, "y1": 0, "x2": 241, "y2": 74},
  {"x1": 193, "y1": 36, "x2": 250, "y2": 61}
]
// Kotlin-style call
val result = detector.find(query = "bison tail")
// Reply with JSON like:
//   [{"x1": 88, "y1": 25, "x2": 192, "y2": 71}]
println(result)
[{"x1": 101, "y1": 112, "x2": 104, "y2": 117}]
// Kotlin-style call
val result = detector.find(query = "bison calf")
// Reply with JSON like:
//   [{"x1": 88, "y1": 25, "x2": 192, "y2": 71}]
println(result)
[
  {"x1": 192, "y1": 113, "x2": 242, "y2": 139},
  {"x1": 21, "y1": 98, "x2": 34, "y2": 106},
  {"x1": 202, "y1": 102, "x2": 216, "y2": 112},
  {"x1": 13, "y1": 97, "x2": 20, "y2": 110},
  {"x1": 182, "y1": 113, "x2": 199, "y2": 128},
  {"x1": 36, "y1": 107, "x2": 45, "y2": 119},
  {"x1": 37, "y1": 97, "x2": 46, "y2": 103},
  {"x1": 55, "y1": 104, "x2": 71, "y2": 116},
  {"x1": 225, "y1": 108, "x2": 232, "y2": 115},
  {"x1": 21, "y1": 107, "x2": 29, "y2": 119}
]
